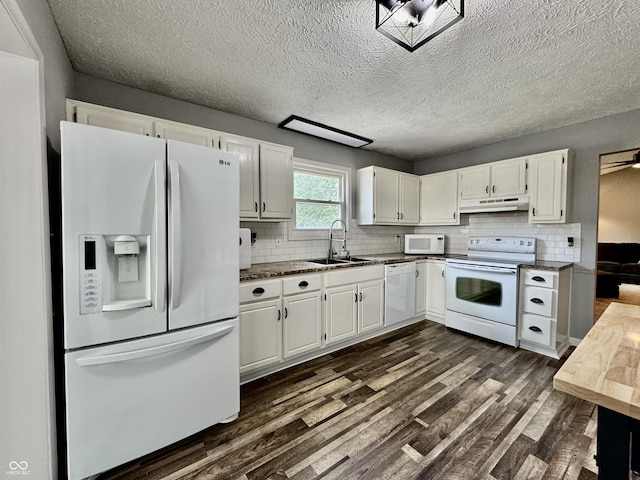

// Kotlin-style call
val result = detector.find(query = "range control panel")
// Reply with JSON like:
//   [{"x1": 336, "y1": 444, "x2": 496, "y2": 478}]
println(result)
[{"x1": 467, "y1": 236, "x2": 536, "y2": 255}]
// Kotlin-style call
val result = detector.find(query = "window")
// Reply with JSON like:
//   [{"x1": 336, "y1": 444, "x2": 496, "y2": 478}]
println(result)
[{"x1": 289, "y1": 158, "x2": 350, "y2": 240}]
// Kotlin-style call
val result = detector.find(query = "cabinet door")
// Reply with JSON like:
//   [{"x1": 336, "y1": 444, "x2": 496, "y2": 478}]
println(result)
[
  {"x1": 222, "y1": 135, "x2": 260, "y2": 219},
  {"x1": 373, "y1": 169, "x2": 399, "y2": 223},
  {"x1": 426, "y1": 261, "x2": 446, "y2": 320},
  {"x1": 154, "y1": 120, "x2": 219, "y2": 148},
  {"x1": 239, "y1": 299, "x2": 282, "y2": 373},
  {"x1": 529, "y1": 151, "x2": 567, "y2": 223},
  {"x1": 282, "y1": 292, "x2": 322, "y2": 359},
  {"x1": 358, "y1": 280, "x2": 384, "y2": 334},
  {"x1": 399, "y1": 174, "x2": 420, "y2": 224},
  {"x1": 490, "y1": 158, "x2": 527, "y2": 196},
  {"x1": 259, "y1": 143, "x2": 293, "y2": 219},
  {"x1": 325, "y1": 284, "x2": 358, "y2": 344},
  {"x1": 73, "y1": 104, "x2": 153, "y2": 136},
  {"x1": 415, "y1": 262, "x2": 427, "y2": 315},
  {"x1": 420, "y1": 171, "x2": 459, "y2": 225},
  {"x1": 459, "y1": 165, "x2": 490, "y2": 200}
]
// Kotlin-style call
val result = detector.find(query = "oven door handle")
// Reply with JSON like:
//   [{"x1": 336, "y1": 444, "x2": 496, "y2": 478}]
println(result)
[{"x1": 447, "y1": 263, "x2": 517, "y2": 274}]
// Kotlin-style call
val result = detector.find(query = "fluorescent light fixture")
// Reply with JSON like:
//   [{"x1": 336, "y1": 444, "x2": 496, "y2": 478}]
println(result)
[
  {"x1": 376, "y1": 0, "x2": 464, "y2": 52},
  {"x1": 278, "y1": 115, "x2": 373, "y2": 148}
]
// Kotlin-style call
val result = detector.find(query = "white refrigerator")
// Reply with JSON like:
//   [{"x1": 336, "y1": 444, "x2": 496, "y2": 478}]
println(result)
[{"x1": 60, "y1": 122, "x2": 240, "y2": 480}]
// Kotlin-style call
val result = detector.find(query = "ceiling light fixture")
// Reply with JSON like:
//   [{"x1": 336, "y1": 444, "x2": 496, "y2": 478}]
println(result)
[
  {"x1": 278, "y1": 115, "x2": 373, "y2": 148},
  {"x1": 376, "y1": 0, "x2": 464, "y2": 52}
]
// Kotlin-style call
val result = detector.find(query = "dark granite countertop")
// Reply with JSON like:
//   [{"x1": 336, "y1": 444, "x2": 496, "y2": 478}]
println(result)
[
  {"x1": 240, "y1": 253, "x2": 457, "y2": 282},
  {"x1": 520, "y1": 260, "x2": 573, "y2": 272},
  {"x1": 240, "y1": 254, "x2": 572, "y2": 282}
]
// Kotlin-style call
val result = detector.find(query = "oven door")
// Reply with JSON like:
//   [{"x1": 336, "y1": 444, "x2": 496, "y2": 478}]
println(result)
[{"x1": 445, "y1": 262, "x2": 518, "y2": 325}]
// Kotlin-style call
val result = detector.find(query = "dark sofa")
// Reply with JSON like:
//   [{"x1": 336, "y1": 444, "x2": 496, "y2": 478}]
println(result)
[{"x1": 597, "y1": 243, "x2": 640, "y2": 297}]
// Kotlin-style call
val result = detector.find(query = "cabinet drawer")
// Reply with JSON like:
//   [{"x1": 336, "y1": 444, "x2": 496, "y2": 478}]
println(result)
[
  {"x1": 282, "y1": 274, "x2": 322, "y2": 295},
  {"x1": 520, "y1": 314, "x2": 553, "y2": 347},
  {"x1": 239, "y1": 279, "x2": 282, "y2": 303},
  {"x1": 522, "y1": 270, "x2": 557, "y2": 289},
  {"x1": 325, "y1": 264, "x2": 384, "y2": 288},
  {"x1": 522, "y1": 286, "x2": 555, "y2": 317}
]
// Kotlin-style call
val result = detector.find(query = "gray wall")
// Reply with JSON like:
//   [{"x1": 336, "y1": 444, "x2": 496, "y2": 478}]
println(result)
[
  {"x1": 73, "y1": 72, "x2": 413, "y2": 174},
  {"x1": 15, "y1": 0, "x2": 74, "y2": 151},
  {"x1": 414, "y1": 108, "x2": 640, "y2": 338}
]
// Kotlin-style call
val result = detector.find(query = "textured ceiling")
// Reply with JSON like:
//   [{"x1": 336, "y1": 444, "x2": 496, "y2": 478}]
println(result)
[{"x1": 47, "y1": 0, "x2": 640, "y2": 161}]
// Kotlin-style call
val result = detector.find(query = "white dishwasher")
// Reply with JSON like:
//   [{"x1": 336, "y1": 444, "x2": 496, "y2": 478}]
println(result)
[{"x1": 384, "y1": 262, "x2": 416, "y2": 326}]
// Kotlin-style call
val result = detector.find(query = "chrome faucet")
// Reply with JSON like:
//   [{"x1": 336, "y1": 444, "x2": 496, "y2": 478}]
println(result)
[{"x1": 328, "y1": 219, "x2": 348, "y2": 260}]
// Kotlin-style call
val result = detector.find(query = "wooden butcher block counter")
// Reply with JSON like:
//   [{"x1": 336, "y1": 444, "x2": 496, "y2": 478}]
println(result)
[
  {"x1": 554, "y1": 302, "x2": 640, "y2": 478},
  {"x1": 554, "y1": 302, "x2": 640, "y2": 419}
]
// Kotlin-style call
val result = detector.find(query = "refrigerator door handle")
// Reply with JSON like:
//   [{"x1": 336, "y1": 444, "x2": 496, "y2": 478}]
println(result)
[
  {"x1": 75, "y1": 325, "x2": 234, "y2": 366},
  {"x1": 169, "y1": 160, "x2": 183, "y2": 310},
  {"x1": 153, "y1": 159, "x2": 167, "y2": 313}
]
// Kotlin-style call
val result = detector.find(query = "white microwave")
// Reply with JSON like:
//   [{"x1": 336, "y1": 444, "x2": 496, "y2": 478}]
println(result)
[{"x1": 405, "y1": 234, "x2": 445, "y2": 255}]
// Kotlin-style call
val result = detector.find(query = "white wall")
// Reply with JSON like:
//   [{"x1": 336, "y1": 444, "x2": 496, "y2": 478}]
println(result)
[
  {"x1": 1, "y1": 0, "x2": 74, "y2": 478},
  {"x1": 0, "y1": 49, "x2": 54, "y2": 480},
  {"x1": 598, "y1": 167, "x2": 640, "y2": 242}
]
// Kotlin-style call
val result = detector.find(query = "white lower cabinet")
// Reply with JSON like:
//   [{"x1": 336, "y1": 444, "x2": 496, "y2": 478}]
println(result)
[
  {"x1": 282, "y1": 274, "x2": 322, "y2": 359},
  {"x1": 324, "y1": 265, "x2": 385, "y2": 345},
  {"x1": 415, "y1": 261, "x2": 427, "y2": 316},
  {"x1": 358, "y1": 280, "x2": 385, "y2": 334},
  {"x1": 239, "y1": 298, "x2": 282, "y2": 374},
  {"x1": 239, "y1": 264, "x2": 396, "y2": 378},
  {"x1": 518, "y1": 267, "x2": 571, "y2": 358},
  {"x1": 425, "y1": 260, "x2": 446, "y2": 323},
  {"x1": 239, "y1": 279, "x2": 282, "y2": 374},
  {"x1": 325, "y1": 284, "x2": 358, "y2": 344}
]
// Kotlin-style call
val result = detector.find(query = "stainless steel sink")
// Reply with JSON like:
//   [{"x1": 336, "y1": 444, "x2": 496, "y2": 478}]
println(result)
[{"x1": 308, "y1": 257, "x2": 370, "y2": 265}]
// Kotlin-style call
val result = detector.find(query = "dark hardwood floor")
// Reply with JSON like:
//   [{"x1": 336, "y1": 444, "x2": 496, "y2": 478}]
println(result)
[{"x1": 100, "y1": 321, "x2": 601, "y2": 480}]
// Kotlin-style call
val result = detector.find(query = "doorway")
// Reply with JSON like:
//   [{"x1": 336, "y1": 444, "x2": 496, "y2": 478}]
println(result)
[{"x1": 595, "y1": 148, "x2": 640, "y2": 321}]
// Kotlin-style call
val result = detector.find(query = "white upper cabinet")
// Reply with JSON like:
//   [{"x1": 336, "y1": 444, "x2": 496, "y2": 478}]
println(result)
[
  {"x1": 528, "y1": 149, "x2": 570, "y2": 223},
  {"x1": 458, "y1": 165, "x2": 491, "y2": 200},
  {"x1": 68, "y1": 101, "x2": 154, "y2": 136},
  {"x1": 221, "y1": 136, "x2": 293, "y2": 221},
  {"x1": 459, "y1": 158, "x2": 527, "y2": 200},
  {"x1": 221, "y1": 134, "x2": 261, "y2": 219},
  {"x1": 259, "y1": 143, "x2": 293, "y2": 219},
  {"x1": 357, "y1": 166, "x2": 420, "y2": 225},
  {"x1": 399, "y1": 173, "x2": 420, "y2": 224},
  {"x1": 153, "y1": 120, "x2": 220, "y2": 148},
  {"x1": 419, "y1": 170, "x2": 459, "y2": 225}
]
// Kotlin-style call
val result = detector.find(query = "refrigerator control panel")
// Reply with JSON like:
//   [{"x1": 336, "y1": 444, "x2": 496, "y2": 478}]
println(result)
[{"x1": 79, "y1": 235, "x2": 103, "y2": 314}]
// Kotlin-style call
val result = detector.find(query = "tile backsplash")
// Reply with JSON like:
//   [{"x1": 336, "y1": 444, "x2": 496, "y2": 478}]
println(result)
[{"x1": 242, "y1": 211, "x2": 581, "y2": 265}]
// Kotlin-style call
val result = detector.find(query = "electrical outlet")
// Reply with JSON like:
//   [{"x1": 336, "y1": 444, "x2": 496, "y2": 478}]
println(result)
[
  {"x1": 395, "y1": 235, "x2": 401, "y2": 243},
  {"x1": 275, "y1": 238, "x2": 282, "y2": 247}
]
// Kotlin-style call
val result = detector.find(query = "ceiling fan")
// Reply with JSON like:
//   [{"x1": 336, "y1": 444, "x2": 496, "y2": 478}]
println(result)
[{"x1": 600, "y1": 149, "x2": 640, "y2": 173}]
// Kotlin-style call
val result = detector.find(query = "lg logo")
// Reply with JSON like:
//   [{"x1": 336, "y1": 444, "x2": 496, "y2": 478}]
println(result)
[{"x1": 219, "y1": 159, "x2": 231, "y2": 166}]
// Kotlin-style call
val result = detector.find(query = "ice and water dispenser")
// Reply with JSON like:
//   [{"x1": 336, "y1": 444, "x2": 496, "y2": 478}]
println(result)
[{"x1": 79, "y1": 234, "x2": 151, "y2": 314}]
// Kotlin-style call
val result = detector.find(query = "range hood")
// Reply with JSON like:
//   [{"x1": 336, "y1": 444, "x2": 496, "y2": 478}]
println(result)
[{"x1": 458, "y1": 196, "x2": 529, "y2": 214}]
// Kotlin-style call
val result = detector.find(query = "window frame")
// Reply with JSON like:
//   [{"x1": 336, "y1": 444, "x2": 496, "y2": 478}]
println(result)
[{"x1": 288, "y1": 158, "x2": 351, "y2": 241}]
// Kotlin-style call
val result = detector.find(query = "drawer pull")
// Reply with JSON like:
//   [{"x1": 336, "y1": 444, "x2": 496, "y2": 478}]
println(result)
[
  {"x1": 530, "y1": 298, "x2": 544, "y2": 304},
  {"x1": 298, "y1": 281, "x2": 309, "y2": 288},
  {"x1": 252, "y1": 287, "x2": 265, "y2": 296},
  {"x1": 531, "y1": 276, "x2": 546, "y2": 283},
  {"x1": 529, "y1": 326, "x2": 542, "y2": 333}
]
